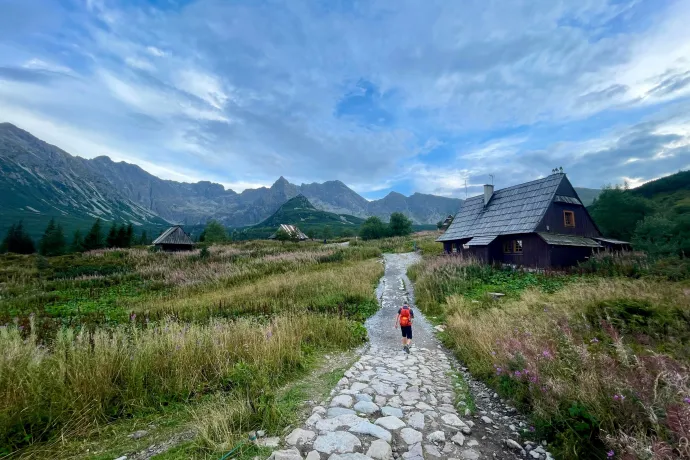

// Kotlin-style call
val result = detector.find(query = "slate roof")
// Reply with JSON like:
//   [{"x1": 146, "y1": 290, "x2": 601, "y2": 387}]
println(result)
[
  {"x1": 268, "y1": 224, "x2": 308, "y2": 240},
  {"x1": 438, "y1": 174, "x2": 565, "y2": 242},
  {"x1": 153, "y1": 226, "x2": 194, "y2": 245},
  {"x1": 466, "y1": 235, "x2": 498, "y2": 246},
  {"x1": 554, "y1": 195, "x2": 582, "y2": 205},
  {"x1": 593, "y1": 237, "x2": 631, "y2": 245},
  {"x1": 538, "y1": 233, "x2": 602, "y2": 247}
]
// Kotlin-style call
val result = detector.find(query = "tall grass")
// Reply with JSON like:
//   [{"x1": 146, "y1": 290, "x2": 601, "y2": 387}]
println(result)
[
  {"x1": 0, "y1": 314, "x2": 365, "y2": 453},
  {"x1": 141, "y1": 259, "x2": 383, "y2": 321},
  {"x1": 412, "y1": 256, "x2": 690, "y2": 459}
]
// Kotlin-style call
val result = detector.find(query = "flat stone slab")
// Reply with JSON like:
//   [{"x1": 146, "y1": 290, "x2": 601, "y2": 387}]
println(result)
[
  {"x1": 353, "y1": 401, "x2": 379, "y2": 414},
  {"x1": 331, "y1": 395, "x2": 354, "y2": 408},
  {"x1": 441, "y1": 413, "x2": 467, "y2": 428},
  {"x1": 327, "y1": 407, "x2": 356, "y2": 417},
  {"x1": 400, "y1": 428, "x2": 423, "y2": 445},
  {"x1": 366, "y1": 439, "x2": 393, "y2": 460},
  {"x1": 349, "y1": 421, "x2": 392, "y2": 442},
  {"x1": 328, "y1": 454, "x2": 371, "y2": 460},
  {"x1": 313, "y1": 431, "x2": 362, "y2": 454},
  {"x1": 380, "y1": 406, "x2": 403, "y2": 418},
  {"x1": 316, "y1": 414, "x2": 367, "y2": 432},
  {"x1": 286, "y1": 428, "x2": 316, "y2": 447},
  {"x1": 406, "y1": 412, "x2": 425, "y2": 430},
  {"x1": 374, "y1": 416, "x2": 406, "y2": 431},
  {"x1": 268, "y1": 448, "x2": 303, "y2": 460}
]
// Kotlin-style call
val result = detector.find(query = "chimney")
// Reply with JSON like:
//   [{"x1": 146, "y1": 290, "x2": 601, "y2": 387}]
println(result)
[{"x1": 483, "y1": 184, "x2": 494, "y2": 206}]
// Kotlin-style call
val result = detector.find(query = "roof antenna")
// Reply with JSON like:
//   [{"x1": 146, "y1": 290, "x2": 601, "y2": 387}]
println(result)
[
  {"x1": 464, "y1": 178, "x2": 468, "y2": 199},
  {"x1": 489, "y1": 174, "x2": 494, "y2": 185}
]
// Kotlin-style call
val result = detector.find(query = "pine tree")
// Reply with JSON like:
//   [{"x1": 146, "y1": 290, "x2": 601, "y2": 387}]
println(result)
[
  {"x1": 106, "y1": 222, "x2": 118, "y2": 248},
  {"x1": 70, "y1": 230, "x2": 84, "y2": 253},
  {"x1": 138, "y1": 230, "x2": 148, "y2": 245},
  {"x1": 39, "y1": 218, "x2": 66, "y2": 256},
  {"x1": 116, "y1": 225, "x2": 127, "y2": 248},
  {"x1": 125, "y1": 224, "x2": 134, "y2": 247},
  {"x1": 1, "y1": 221, "x2": 36, "y2": 254},
  {"x1": 83, "y1": 219, "x2": 104, "y2": 251}
]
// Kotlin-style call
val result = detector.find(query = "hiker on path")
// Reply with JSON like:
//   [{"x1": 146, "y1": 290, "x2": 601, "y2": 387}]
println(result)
[{"x1": 394, "y1": 301, "x2": 414, "y2": 353}]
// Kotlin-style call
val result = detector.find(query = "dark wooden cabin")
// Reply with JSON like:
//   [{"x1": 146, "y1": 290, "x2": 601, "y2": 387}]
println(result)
[
  {"x1": 437, "y1": 173, "x2": 628, "y2": 268},
  {"x1": 153, "y1": 225, "x2": 194, "y2": 251}
]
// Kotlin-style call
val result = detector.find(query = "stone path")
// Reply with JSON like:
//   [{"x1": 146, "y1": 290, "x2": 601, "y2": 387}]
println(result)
[{"x1": 267, "y1": 254, "x2": 553, "y2": 460}]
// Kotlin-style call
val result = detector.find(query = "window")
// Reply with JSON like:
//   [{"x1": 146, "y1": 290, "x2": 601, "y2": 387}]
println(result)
[
  {"x1": 564, "y1": 210, "x2": 576, "y2": 227},
  {"x1": 504, "y1": 240, "x2": 523, "y2": 254}
]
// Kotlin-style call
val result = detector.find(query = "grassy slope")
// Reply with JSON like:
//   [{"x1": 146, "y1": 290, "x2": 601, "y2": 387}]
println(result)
[
  {"x1": 410, "y1": 255, "x2": 690, "y2": 459},
  {"x1": 0, "y1": 240, "x2": 387, "y2": 457}
]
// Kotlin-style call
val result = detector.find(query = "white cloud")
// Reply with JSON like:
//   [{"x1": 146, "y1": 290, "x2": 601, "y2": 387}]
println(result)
[
  {"x1": 146, "y1": 46, "x2": 167, "y2": 57},
  {"x1": 124, "y1": 57, "x2": 156, "y2": 72},
  {"x1": 23, "y1": 58, "x2": 72, "y2": 74}
]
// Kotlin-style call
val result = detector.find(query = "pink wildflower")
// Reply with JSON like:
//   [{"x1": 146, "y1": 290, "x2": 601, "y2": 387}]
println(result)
[{"x1": 607, "y1": 450, "x2": 614, "y2": 458}]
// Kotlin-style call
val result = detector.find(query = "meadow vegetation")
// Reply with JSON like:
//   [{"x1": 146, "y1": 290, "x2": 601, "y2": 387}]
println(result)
[
  {"x1": 410, "y1": 254, "x2": 690, "y2": 460},
  {"x1": 0, "y1": 239, "x2": 385, "y2": 457}
]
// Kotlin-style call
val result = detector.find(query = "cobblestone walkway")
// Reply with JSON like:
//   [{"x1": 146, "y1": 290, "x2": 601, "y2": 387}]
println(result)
[{"x1": 267, "y1": 254, "x2": 544, "y2": 460}]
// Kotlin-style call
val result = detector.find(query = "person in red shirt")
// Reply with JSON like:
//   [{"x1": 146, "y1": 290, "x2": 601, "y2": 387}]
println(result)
[{"x1": 395, "y1": 302, "x2": 414, "y2": 353}]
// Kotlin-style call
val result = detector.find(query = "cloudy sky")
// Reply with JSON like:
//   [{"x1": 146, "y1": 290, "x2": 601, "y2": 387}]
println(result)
[{"x1": 1, "y1": 0, "x2": 690, "y2": 199}]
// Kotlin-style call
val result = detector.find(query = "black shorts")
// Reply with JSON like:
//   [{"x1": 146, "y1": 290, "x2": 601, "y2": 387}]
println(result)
[{"x1": 400, "y1": 326, "x2": 412, "y2": 339}]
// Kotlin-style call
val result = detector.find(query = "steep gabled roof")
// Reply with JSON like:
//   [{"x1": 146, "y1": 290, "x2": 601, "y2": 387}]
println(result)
[
  {"x1": 438, "y1": 174, "x2": 565, "y2": 242},
  {"x1": 153, "y1": 226, "x2": 194, "y2": 245},
  {"x1": 268, "y1": 224, "x2": 308, "y2": 240}
]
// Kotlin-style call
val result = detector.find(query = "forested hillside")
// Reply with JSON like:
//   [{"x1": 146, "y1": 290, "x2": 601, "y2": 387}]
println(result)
[{"x1": 588, "y1": 170, "x2": 690, "y2": 256}]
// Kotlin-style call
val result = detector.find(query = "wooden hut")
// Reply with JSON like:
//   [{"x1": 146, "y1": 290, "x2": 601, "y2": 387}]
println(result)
[
  {"x1": 153, "y1": 225, "x2": 194, "y2": 251},
  {"x1": 437, "y1": 173, "x2": 628, "y2": 268},
  {"x1": 268, "y1": 224, "x2": 309, "y2": 241}
]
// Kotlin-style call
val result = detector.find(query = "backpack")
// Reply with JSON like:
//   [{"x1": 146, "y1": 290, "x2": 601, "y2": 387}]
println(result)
[{"x1": 399, "y1": 306, "x2": 411, "y2": 327}]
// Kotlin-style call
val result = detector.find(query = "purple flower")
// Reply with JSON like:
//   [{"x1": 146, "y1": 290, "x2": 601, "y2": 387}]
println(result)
[
  {"x1": 491, "y1": 351, "x2": 496, "y2": 356},
  {"x1": 542, "y1": 350, "x2": 552, "y2": 359},
  {"x1": 529, "y1": 376, "x2": 538, "y2": 383},
  {"x1": 684, "y1": 397, "x2": 690, "y2": 405},
  {"x1": 590, "y1": 338, "x2": 599, "y2": 343},
  {"x1": 529, "y1": 426, "x2": 535, "y2": 432},
  {"x1": 495, "y1": 367, "x2": 502, "y2": 375},
  {"x1": 514, "y1": 371, "x2": 522, "y2": 378},
  {"x1": 130, "y1": 313, "x2": 136, "y2": 321},
  {"x1": 607, "y1": 450, "x2": 614, "y2": 458},
  {"x1": 18, "y1": 326, "x2": 24, "y2": 331}
]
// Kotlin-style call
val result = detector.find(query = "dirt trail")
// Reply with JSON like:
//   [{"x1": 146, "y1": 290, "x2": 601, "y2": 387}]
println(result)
[{"x1": 270, "y1": 253, "x2": 542, "y2": 460}]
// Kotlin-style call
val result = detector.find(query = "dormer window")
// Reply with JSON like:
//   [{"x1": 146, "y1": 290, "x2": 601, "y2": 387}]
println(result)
[{"x1": 564, "y1": 210, "x2": 575, "y2": 227}]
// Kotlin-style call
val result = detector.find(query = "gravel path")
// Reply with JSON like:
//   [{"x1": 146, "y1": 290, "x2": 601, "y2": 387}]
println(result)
[{"x1": 268, "y1": 254, "x2": 552, "y2": 460}]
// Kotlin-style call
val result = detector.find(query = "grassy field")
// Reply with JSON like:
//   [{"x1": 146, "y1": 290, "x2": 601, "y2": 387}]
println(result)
[
  {"x1": 0, "y1": 239, "x2": 388, "y2": 457},
  {"x1": 410, "y1": 254, "x2": 690, "y2": 460}
]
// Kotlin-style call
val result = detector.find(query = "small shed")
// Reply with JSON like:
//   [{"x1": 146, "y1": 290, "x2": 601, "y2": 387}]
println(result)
[
  {"x1": 153, "y1": 225, "x2": 194, "y2": 251},
  {"x1": 268, "y1": 224, "x2": 309, "y2": 241}
]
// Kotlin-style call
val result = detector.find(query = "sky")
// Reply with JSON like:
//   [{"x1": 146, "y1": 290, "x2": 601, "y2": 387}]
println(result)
[{"x1": 1, "y1": 0, "x2": 690, "y2": 200}]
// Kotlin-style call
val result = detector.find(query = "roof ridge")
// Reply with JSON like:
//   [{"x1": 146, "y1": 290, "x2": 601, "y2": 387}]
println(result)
[{"x1": 464, "y1": 173, "x2": 564, "y2": 200}]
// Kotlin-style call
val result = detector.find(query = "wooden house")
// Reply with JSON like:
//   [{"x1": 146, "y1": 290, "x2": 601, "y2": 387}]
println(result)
[
  {"x1": 439, "y1": 215, "x2": 454, "y2": 231},
  {"x1": 153, "y1": 225, "x2": 194, "y2": 251},
  {"x1": 268, "y1": 224, "x2": 309, "y2": 241},
  {"x1": 437, "y1": 173, "x2": 628, "y2": 268}
]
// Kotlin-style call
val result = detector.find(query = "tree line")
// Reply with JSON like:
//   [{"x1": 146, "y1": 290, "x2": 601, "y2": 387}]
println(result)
[
  {"x1": 589, "y1": 183, "x2": 690, "y2": 258},
  {"x1": 0, "y1": 218, "x2": 151, "y2": 255},
  {"x1": 358, "y1": 212, "x2": 413, "y2": 240}
]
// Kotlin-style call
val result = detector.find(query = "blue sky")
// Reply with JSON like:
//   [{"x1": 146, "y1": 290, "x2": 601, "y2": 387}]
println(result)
[{"x1": 1, "y1": 0, "x2": 690, "y2": 199}]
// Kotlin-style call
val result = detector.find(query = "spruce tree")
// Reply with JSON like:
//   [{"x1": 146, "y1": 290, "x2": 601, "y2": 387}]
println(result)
[
  {"x1": 1, "y1": 221, "x2": 36, "y2": 254},
  {"x1": 83, "y1": 219, "x2": 104, "y2": 251},
  {"x1": 125, "y1": 224, "x2": 134, "y2": 247},
  {"x1": 106, "y1": 222, "x2": 118, "y2": 248},
  {"x1": 116, "y1": 225, "x2": 127, "y2": 248},
  {"x1": 70, "y1": 230, "x2": 84, "y2": 253},
  {"x1": 39, "y1": 218, "x2": 66, "y2": 256},
  {"x1": 138, "y1": 230, "x2": 148, "y2": 245}
]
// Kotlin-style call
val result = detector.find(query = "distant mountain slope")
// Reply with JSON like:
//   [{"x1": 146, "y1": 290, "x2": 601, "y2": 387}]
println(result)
[
  {"x1": 257, "y1": 194, "x2": 364, "y2": 228},
  {"x1": 574, "y1": 187, "x2": 601, "y2": 206},
  {"x1": 0, "y1": 123, "x2": 169, "y2": 240},
  {"x1": 238, "y1": 195, "x2": 364, "y2": 239}
]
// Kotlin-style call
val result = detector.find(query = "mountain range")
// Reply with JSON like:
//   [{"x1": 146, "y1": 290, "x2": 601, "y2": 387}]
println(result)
[{"x1": 0, "y1": 123, "x2": 464, "y2": 238}]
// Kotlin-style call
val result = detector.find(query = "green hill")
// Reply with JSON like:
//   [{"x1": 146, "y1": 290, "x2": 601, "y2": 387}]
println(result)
[
  {"x1": 236, "y1": 195, "x2": 365, "y2": 239},
  {"x1": 574, "y1": 187, "x2": 601, "y2": 206},
  {"x1": 588, "y1": 170, "x2": 689, "y2": 255}
]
